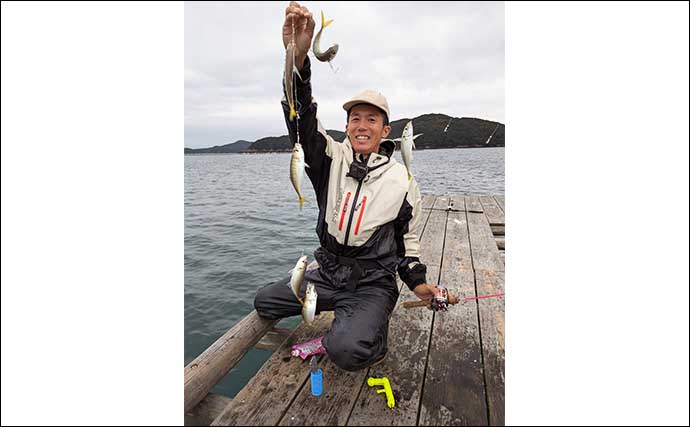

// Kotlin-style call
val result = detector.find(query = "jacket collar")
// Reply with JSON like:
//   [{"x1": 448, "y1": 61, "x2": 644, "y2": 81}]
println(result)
[{"x1": 353, "y1": 139, "x2": 395, "y2": 168}]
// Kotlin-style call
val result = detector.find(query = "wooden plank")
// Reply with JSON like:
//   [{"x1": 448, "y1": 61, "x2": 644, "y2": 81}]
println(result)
[
  {"x1": 476, "y1": 270, "x2": 505, "y2": 426},
  {"x1": 185, "y1": 393, "x2": 232, "y2": 426},
  {"x1": 464, "y1": 196, "x2": 483, "y2": 213},
  {"x1": 466, "y1": 197, "x2": 504, "y2": 273},
  {"x1": 418, "y1": 210, "x2": 488, "y2": 426},
  {"x1": 184, "y1": 311, "x2": 279, "y2": 414},
  {"x1": 447, "y1": 195, "x2": 466, "y2": 212},
  {"x1": 421, "y1": 194, "x2": 435, "y2": 210},
  {"x1": 491, "y1": 225, "x2": 505, "y2": 236},
  {"x1": 418, "y1": 201, "x2": 434, "y2": 238},
  {"x1": 210, "y1": 313, "x2": 334, "y2": 426},
  {"x1": 479, "y1": 196, "x2": 505, "y2": 226},
  {"x1": 432, "y1": 195, "x2": 451, "y2": 210},
  {"x1": 254, "y1": 327, "x2": 293, "y2": 352},
  {"x1": 347, "y1": 209, "x2": 448, "y2": 426},
  {"x1": 495, "y1": 238, "x2": 505, "y2": 250},
  {"x1": 494, "y1": 195, "x2": 505, "y2": 213}
]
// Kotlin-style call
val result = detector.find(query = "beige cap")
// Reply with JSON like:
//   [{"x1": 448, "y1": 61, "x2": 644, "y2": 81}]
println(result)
[{"x1": 342, "y1": 89, "x2": 390, "y2": 119}]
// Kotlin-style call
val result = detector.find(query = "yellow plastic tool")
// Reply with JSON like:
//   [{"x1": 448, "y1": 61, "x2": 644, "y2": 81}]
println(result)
[{"x1": 367, "y1": 377, "x2": 395, "y2": 408}]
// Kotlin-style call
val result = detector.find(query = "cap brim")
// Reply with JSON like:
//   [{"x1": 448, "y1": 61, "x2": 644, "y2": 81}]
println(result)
[{"x1": 342, "y1": 100, "x2": 389, "y2": 119}]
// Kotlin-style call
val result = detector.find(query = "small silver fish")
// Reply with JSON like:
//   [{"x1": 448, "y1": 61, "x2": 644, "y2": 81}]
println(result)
[
  {"x1": 289, "y1": 255, "x2": 308, "y2": 304},
  {"x1": 302, "y1": 282, "x2": 318, "y2": 323},
  {"x1": 290, "y1": 142, "x2": 307, "y2": 209},
  {"x1": 284, "y1": 40, "x2": 301, "y2": 121},
  {"x1": 400, "y1": 121, "x2": 422, "y2": 180},
  {"x1": 312, "y1": 11, "x2": 338, "y2": 63}
]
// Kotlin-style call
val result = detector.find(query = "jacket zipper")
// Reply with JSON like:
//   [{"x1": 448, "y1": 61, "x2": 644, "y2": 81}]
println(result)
[
  {"x1": 338, "y1": 192, "x2": 352, "y2": 231},
  {"x1": 343, "y1": 180, "x2": 363, "y2": 246},
  {"x1": 354, "y1": 196, "x2": 367, "y2": 236}
]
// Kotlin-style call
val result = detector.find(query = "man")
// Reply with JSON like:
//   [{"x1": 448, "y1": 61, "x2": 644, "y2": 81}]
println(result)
[{"x1": 254, "y1": 1, "x2": 439, "y2": 371}]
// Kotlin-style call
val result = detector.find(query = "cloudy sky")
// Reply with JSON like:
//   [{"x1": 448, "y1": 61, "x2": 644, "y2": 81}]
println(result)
[{"x1": 185, "y1": 1, "x2": 504, "y2": 148}]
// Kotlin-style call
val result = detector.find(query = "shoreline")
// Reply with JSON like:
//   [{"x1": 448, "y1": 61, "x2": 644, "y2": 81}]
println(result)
[{"x1": 184, "y1": 145, "x2": 505, "y2": 155}]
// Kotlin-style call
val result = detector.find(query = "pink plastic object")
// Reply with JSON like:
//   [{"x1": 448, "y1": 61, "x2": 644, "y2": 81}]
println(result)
[{"x1": 291, "y1": 336, "x2": 326, "y2": 359}]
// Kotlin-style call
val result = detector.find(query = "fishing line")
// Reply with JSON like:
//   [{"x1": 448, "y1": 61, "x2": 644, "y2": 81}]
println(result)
[{"x1": 461, "y1": 293, "x2": 504, "y2": 301}]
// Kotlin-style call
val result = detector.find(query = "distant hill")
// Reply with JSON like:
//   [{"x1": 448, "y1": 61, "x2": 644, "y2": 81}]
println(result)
[
  {"x1": 387, "y1": 114, "x2": 504, "y2": 150},
  {"x1": 184, "y1": 140, "x2": 252, "y2": 154},
  {"x1": 244, "y1": 130, "x2": 347, "y2": 153},
  {"x1": 184, "y1": 114, "x2": 503, "y2": 154}
]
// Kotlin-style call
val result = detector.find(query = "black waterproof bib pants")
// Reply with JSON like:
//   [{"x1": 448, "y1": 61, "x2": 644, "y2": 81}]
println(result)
[{"x1": 254, "y1": 265, "x2": 399, "y2": 371}]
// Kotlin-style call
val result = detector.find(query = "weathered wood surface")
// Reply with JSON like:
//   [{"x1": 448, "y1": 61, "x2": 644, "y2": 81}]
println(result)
[
  {"x1": 211, "y1": 313, "x2": 334, "y2": 426},
  {"x1": 490, "y1": 225, "x2": 505, "y2": 236},
  {"x1": 428, "y1": 195, "x2": 454, "y2": 211},
  {"x1": 278, "y1": 356, "x2": 368, "y2": 426},
  {"x1": 418, "y1": 198, "x2": 489, "y2": 426},
  {"x1": 466, "y1": 196, "x2": 504, "y2": 273},
  {"x1": 432, "y1": 195, "x2": 450, "y2": 210},
  {"x1": 421, "y1": 194, "x2": 435, "y2": 210},
  {"x1": 347, "y1": 207, "x2": 444, "y2": 426},
  {"x1": 184, "y1": 311, "x2": 279, "y2": 414},
  {"x1": 479, "y1": 196, "x2": 505, "y2": 226},
  {"x1": 467, "y1": 199, "x2": 505, "y2": 426},
  {"x1": 475, "y1": 270, "x2": 505, "y2": 426},
  {"x1": 254, "y1": 327, "x2": 293, "y2": 352},
  {"x1": 494, "y1": 195, "x2": 505, "y2": 213},
  {"x1": 185, "y1": 393, "x2": 232, "y2": 426},
  {"x1": 464, "y1": 195, "x2": 484, "y2": 213},
  {"x1": 496, "y1": 238, "x2": 505, "y2": 250}
]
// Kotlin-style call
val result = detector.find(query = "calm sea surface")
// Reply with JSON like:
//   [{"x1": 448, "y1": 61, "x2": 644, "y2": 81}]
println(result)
[{"x1": 184, "y1": 147, "x2": 504, "y2": 397}]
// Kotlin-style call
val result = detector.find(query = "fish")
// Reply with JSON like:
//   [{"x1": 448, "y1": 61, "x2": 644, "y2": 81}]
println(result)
[
  {"x1": 400, "y1": 121, "x2": 423, "y2": 180},
  {"x1": 289, "y1": 255, "x2": 308, "y2": 304},
  {"x1": 290, "y1": 142, "x2": 308, "y2": 208},
  {"x1": 284, "y1": 40, "x2": 301, "y2": 121},
  {"x1": 312, "y1": 11, "x2": 338, "y2": 63},
  {"x1": 302, "y1": 282, "x2": 318, "y2": 323}
]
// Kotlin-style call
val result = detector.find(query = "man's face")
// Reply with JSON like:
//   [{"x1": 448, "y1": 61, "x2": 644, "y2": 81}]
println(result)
[{"x1": 346, "y1": 104, "x2": 392, "y2": 155}]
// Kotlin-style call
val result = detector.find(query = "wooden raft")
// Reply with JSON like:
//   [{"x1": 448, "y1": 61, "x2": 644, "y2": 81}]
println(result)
[{"x1": 185, "y1": 194, "x2": 506, "y2": 426}]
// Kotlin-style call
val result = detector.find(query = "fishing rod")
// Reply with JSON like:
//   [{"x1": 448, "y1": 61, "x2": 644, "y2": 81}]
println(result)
[{"x1": 401, "y1": 286, "x2": 504, "y2": 311}]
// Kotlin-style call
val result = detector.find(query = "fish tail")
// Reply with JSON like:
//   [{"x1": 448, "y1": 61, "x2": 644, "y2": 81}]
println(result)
[
  {"x1": 289, "y1": 105, "x2": 297, "y2": 121},
  {"x1": 321, "y1": 11, "x2": 334, "y2": 28},
  {"x1": 299, "y1": 196, "x2": 308, "y2": 209},
  {"x1": 408, "y1": 172, "x2": 413, "y2": 180}
]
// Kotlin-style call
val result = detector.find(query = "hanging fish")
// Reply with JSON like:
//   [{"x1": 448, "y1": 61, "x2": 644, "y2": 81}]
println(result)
[
  {"x1": 302, "y1": 282, "x2": 318, "y2": 323},
  {"x1": 312, "y1": 11, "x2": 339, "y2": 64},
  {"x1": 400, "y1": 121, "x2": 423, "y2": 180},
  {"x1": 284, "y1": 40, "x2": 302, "y2": 121},
  {"x1": 287, "y1": 255, "x2": 318, "y2": 323},
  {"x1": 290, "y1": 142, "x2": 308, "y2": 209}
]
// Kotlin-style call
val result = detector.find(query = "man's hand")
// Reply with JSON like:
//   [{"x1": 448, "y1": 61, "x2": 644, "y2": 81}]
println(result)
[
  {"x1": 412, "y1": 283, "x2": 440, "y2": 301},
  {"x1": 283, "y1": 2, "x2": 315, "y2": 70}
]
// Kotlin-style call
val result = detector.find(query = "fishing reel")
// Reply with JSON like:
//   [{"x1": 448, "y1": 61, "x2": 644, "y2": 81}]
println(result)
[{"x1": 430, "y1": 286, "x2": 450, "y2": 312}]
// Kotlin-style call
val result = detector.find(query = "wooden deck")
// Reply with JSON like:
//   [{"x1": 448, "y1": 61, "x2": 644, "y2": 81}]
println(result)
[{"x1": 185, "y1": 194, "x2": 505, "y2": 426}]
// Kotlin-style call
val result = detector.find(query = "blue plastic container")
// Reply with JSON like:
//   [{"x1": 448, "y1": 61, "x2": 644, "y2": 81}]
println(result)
[{"x1": 311, "y1": 368, "x2": 323, "y2": 396}]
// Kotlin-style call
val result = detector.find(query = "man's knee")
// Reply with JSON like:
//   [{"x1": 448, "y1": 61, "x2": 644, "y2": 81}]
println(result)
[
  {"x1": 253, "y1": 285, "x2": 280, "y2": 319},
  {"x1": 324, "y1": 336, "x2": 384, "y2": 371}
]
